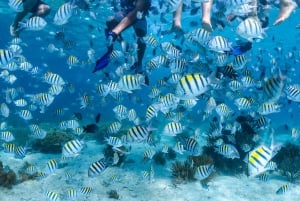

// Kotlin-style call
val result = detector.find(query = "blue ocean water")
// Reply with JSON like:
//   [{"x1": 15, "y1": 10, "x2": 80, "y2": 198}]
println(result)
[{"x1": 0, "y1": 0, "x2": 300, "y2": 200}]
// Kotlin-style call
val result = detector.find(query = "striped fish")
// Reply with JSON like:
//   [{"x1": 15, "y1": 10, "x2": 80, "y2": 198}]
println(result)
[
  {"x1": 9, "y1": 0, "x2": 24, "y2": 12},
  {"x1": 65, "y1": 189, "x2": 78, "y2": 200},
  {"x1": 263, "y1": 75, "x2": 285, "y2": 103},
  {"x1": 2, "y1": 143, "x2": 16, "y2": 153},
  {"x1": 126, "y1": 125, "x2": 150, "y2": 142},
  {"x1": 195, "y1": 164, "x2": 214, "y2": 181},
  {"x1": 25, "y1": 165, "x2": 38, "y2": 175},
  {"x1": 14, "y1": 145, "x2": 27, "y2": 159},
  {"x1": 236, "y1": 17, "x2": 264, "y2": 42},
  {"x1": 44, "y1": 159, "x2": 58, "y2": 175},
  {"x1": 187, "y1": 27, "x2": 211, "y2": 46},
  {"x1": 118, "y1": 74, "x2": 145, "y2": 93},
  {"x1": 285, "y1": 84, "x2": 300, "y2": 102},
  {"x1": 143, "y1": 149, "x2": 155, "y2": 160},
  {"x1": 276, "y1": 184, "x2": 290, "y2": 195},
  {"x1": 214, "y1": 144, "x2": 240, "y2": 159},
  {"x1": 19, "y1": 16, "x2": 47, "y2": 31},
  {"x1": 128, "y1": 109, "x2": 137, "y2": 122},
  {"x1": 18, "y1": 109, "x2": 32, "y2": 120},
  {"x1": 143, "y1": 35, "x2": 158, "y2": 48},
  {"x1": 106, "y1": 122, "x2": 122, "y2": 134},
  {"x1": 44, "y1": 191, "x2": 60, "y2": 201},
  {"x1": 96, "y1": 84, "x2": 110, "y2": 97},
  {"x1": 258, "y1": 172, "x2": 269, "y2": 182},
  {"x1": 43, "y1": 72, "x2": 65, "y2": 85},
  {"x1": 48, "y1": 85, "x2": 63, "y2": 95},
  {"x1": 88, "y1": 159, "x2": 107, "y2": 177},
  {"x1": 1, "y1": 131, "x2": 15, "y2": 142},
  {"x1": 36, "y1": 171, "x2": 48, "y2": 180},
  {"x1": 79, "y1": 187, "x2": 93, "y2": 196},
  {"x1": 257, "y1": 102, "x2": 281, "y2": 115},
  {"x1": 233, "y1": 54, "x2": 248, "y2": 70},
  {"x1": 62, "y1": 139, "x2": 84, "y2": 158},
  {"x1": 170, "y1": 59, "x2": 187, "y2": 74},
  {"x1": 208, "y1": 36, "x2": 231, "y2": 53},
  {"x1": 54, "y1": 2, "x2": 74, "y2": 25},
  {"x1": 234, "y1": 97, "x2": 252, "y2": 110},
  {"x1": 113, "y1": 104, "x2": 128, "y2": 121},
  {"x1": 158, "y1": 93, "x2": 180, "y2": 113},
  {"x1": 106, "y1": 136, "x2": 123, "y2": 148},
  {"x1": 253, "y1": 116, "x2": 270, "y2": 130},
  {"x1": 163, "y1": 122, "x2": 183, "y2": 136},
  {"x1": 14, "y1": 98, "x2": 27, "y2": 107},
  {"x1": 67, "y1": 55, "x2": 79, "y2": 68},
  {"x1": 228, "y1": 80, "x2": 242, "y2": 91},
  {"x1": 246, "y1": 145, "x2": 277, "y2": 177},
  {"x1": 184, "y1": 137, "x2": 201, "y2": 156},
  {"x1": 175, "y1": 73, "x2": 212, "y2": 99},
  {"x1": 173, "y1": 141, "x2": 185, "y2": 154},
  {"x1": 0, "y1": 49, "x2": 14, "y2": 66}
]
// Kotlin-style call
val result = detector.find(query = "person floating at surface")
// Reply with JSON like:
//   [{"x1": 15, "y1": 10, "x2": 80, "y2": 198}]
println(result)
[
  {"x1": 104, "y1": 0, "x2": 151, "y2": 74},
  {"x1": 10, "y1": 0, "x2": 51, "y2": 37},
  {"x1": 171, "y1": 0, "x2": 213, "y2": 34},
  {"x1": 273, "y1": 0, "x2": 299, "y2": 26}
]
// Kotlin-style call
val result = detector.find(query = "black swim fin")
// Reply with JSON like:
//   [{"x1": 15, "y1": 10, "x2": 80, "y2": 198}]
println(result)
[{"x1": 93, "y1": 45, "x2": 113, "y2": 73}]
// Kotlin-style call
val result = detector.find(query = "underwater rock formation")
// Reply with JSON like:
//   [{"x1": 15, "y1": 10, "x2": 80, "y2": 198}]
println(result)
[
  {"x1": 107, "y1": 189, "x2": 119, "y2": 199},
  {"x1": 32, "y1": 130, "x2": 74, "y2": 153},
  {"x1": 0, "y1": 161, "x2": 17, "y2": 189},
  {"x1": 273, "y1": 143, "x2": 300, "y2": 182}
]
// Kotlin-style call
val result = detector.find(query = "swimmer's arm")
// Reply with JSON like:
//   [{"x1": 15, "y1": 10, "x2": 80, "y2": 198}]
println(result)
[{"x1": 112, "y1": 0, "x2": 147, "y2": 35}]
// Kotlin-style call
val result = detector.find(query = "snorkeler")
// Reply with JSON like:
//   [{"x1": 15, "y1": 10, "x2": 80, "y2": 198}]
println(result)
[
  {"x1": 94, "y1": 0, "x2": 151, "y2": 77},
  {"x1": 10, "y1": 0, "x2": 51, "y2": 37}
]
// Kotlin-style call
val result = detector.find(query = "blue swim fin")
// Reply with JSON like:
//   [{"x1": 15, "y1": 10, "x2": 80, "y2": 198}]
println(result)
[
  {"x1": 231, "y1": 42, "x2": 252, "y2": 56},
  {"x1": 93, "y1": 46, "x2": 113, "y2": 73}
]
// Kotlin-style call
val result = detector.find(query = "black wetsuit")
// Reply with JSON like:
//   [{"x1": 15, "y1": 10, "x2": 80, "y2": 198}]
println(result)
[{"x1": 106, "y1": 0, "x2": 151, "y2": 73}]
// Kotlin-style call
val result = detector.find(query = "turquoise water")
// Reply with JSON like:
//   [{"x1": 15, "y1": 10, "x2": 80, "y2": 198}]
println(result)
[{"x1": 0, "y1": 1, "x2": 300, "y2": 200}]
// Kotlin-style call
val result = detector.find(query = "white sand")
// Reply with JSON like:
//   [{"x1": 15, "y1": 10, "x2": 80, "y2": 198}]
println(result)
[{"x1": 0, "y1": 140, "x2": 299, "y2": 201}]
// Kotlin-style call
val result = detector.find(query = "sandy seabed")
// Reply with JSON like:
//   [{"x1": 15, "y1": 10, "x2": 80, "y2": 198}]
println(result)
[{"x1": 1, "y1": 140, "x2": 299, "y2": 201}]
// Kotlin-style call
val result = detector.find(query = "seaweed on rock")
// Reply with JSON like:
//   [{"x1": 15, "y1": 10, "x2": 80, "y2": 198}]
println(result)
[
  {"x1": 273, "y1": 143, "x2": 300, "y2": 183},
  {"x1": 32, "y1": 130, "x2": 74, "y2": 153},
  {"x1": 0, "y1": 161, "x2": 17, "y2": 189},
  {"x1": 107, "y1": 189, "x2": 119, "y2": 199},
  {"x1": 171, "y1": 160, "x2": 195, "y2": 184}
]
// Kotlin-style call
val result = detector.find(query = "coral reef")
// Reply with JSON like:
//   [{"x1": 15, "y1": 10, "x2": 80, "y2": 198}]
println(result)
[
  {"x1": 189, "y1": 154, "x2": 214, "y2": 167},
  {"x1": 107, "y1": 189, "x2": 119, "y2": 199},
  {"x1": 171, "y1": 160, "x2": 195, "y2": 184},
  {"x1": 0, "y1": 161, "x2": 17, "y2": 189},
  {"x1": 273, "y1": 143, "x2": 300, "y2": 183},
  {"x1": 32, "y1": 130, "x2": 74, "y2": 153}
]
